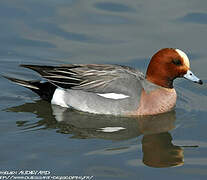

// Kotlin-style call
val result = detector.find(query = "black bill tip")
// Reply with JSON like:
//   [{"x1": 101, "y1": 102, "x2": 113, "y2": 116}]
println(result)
[
  {"x1": 197, "y1": 79, "x2": 203, "y2": 85},
  {"x1": 195, "y1": 79, "x2": 203, "y2": 85}
]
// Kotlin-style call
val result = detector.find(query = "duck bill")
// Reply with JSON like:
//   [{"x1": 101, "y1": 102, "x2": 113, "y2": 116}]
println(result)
[{"x1": 184, "y1": 70, "x2": 203, "y2": 85}]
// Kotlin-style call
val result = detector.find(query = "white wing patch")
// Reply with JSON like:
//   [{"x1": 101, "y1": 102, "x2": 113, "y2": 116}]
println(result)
[
  {"x1": 97, "y1": 93, "x2": 130, "y2": 99},
  {"x1": 51, "y1": 88, "x2": 68, "y2": 108},
  {"x1": 97, "y1": 127, "x2": 126, "y2": 132},
  {"x1": 175, "y1": 49, "x2": 190, "y2": 68}
]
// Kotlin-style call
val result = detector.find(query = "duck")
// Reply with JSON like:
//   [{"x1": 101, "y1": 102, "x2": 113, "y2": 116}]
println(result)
[{"x1": 4, "y1": 48, "x2": 203, "y2": 116}]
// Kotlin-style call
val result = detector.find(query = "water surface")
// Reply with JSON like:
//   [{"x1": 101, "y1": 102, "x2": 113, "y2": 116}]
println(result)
[{"x1": 1, "y1": 0, "x2": 207, "y2": 179}]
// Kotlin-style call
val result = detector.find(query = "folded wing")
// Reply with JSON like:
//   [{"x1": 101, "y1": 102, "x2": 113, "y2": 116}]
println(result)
[{"x1": 21, "y1": 64, "x2": 144, "y2": 97}]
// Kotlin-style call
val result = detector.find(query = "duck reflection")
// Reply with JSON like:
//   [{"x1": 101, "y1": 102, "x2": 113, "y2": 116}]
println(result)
[
  {"x1": 7, "y1": 100, "x2": 184, "y2": 168},
  {"x1": 142, "y1": 132, "x2": 183, "y2": 168}
]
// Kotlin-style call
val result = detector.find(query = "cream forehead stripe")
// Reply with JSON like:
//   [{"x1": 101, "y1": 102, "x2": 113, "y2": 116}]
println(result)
[{"x1": 175, "y1": 49, "x2": 190, "y2": 68}]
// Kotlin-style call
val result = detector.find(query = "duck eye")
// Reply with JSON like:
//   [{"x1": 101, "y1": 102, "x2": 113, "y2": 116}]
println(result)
[{"x1": 172, "y1": 59, "x2": 182, "y2": 66}]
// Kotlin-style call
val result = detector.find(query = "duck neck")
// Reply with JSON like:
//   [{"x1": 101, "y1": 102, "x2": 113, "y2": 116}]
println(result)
[{"x1": 146, "y1": 75, "x2": 174, "y2": 89}]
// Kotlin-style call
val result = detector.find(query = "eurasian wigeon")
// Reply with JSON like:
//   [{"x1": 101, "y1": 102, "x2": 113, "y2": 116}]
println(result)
[{"x1": 4, "y1": 48, "x2": 203, "y2": 116}]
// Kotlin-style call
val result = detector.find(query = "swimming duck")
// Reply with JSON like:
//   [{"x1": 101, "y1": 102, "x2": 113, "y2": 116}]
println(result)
[{"x1": 4, "y1": 48, "x2": 203, "y2": 116}]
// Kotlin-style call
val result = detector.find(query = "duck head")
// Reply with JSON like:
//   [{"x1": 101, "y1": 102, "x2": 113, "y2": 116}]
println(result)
[{"x1": 146, "y1": 48, "x2": 203, "y2": 88}]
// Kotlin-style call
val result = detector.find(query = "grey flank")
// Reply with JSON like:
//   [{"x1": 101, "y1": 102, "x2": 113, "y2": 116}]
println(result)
[{"x1": 20, "y1": 64, "x2": 159, "y2": 115}]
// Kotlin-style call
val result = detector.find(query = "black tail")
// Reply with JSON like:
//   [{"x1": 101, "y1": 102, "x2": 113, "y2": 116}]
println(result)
[{"x1": 3, "y1": 76, "x2": 56, "y2": 102}]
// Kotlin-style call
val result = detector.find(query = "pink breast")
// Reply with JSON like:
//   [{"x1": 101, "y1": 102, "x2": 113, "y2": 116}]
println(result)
[{"x1": 129, "y1": 88, "x2": 177, "y2": 116}]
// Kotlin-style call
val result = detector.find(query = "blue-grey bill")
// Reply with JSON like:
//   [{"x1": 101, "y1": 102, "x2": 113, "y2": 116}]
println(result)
[{"x1": 184, "y1": 70, "x2": 203, "y2": 85}]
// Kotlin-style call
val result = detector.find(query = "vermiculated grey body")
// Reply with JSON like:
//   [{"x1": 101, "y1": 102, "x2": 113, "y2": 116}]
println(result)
[{"x1": 4, "y1": 64, "x2": 160, "y2": 115}]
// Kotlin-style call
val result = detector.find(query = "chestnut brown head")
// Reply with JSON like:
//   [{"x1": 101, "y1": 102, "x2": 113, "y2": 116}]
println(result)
[{"x1": 146, "y1": 48, "x2": 202, "y2": 88}]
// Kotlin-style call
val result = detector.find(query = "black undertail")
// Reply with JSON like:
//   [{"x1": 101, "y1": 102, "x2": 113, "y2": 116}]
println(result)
[{"x1": 3, "y1": 76, "x2": 56, "y2": 102}]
